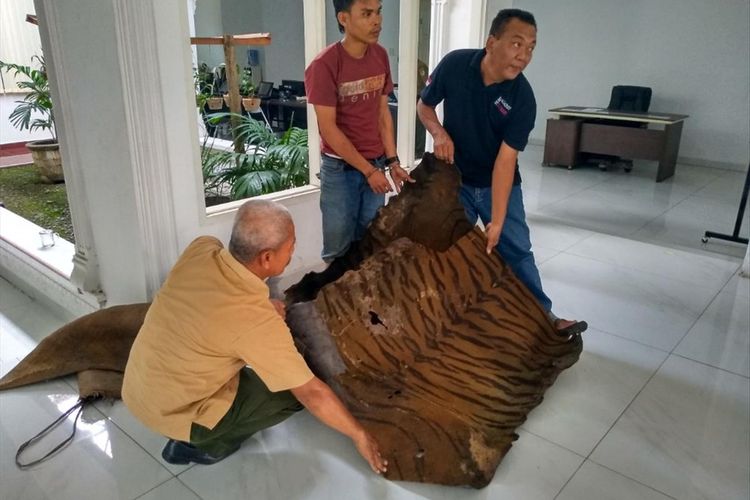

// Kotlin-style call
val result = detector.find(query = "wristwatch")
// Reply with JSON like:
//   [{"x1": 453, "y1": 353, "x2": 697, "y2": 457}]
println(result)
[{"x1": 385, "y1": 156, "x2": 400, "y2": 166}]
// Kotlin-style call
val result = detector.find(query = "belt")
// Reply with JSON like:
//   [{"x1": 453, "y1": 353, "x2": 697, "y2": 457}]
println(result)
[{"x1": 325, "y1": 153, "x2": 385, "y2": 171}]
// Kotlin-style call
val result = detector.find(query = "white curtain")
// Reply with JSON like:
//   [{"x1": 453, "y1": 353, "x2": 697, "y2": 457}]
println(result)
[{"x1": 0, "y1": 0, "x2": 42, "y2": 93}]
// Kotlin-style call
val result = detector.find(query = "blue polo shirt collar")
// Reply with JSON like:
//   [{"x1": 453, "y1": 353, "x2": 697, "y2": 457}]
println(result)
[{"x1": 470, "y1": 48, "x2": 516, "y2": 91}]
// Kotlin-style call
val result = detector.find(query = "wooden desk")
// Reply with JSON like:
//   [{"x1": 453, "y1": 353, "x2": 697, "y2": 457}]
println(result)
[
  {"x1": 543, "y1": 106, "x2": 689, "y2": 182},
  {"x1": 264, "y1": 98, "x2": 308, "y2": 130}
]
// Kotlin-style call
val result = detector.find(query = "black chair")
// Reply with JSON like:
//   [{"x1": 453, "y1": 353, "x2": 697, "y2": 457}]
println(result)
[
  {"x1": 595, "y1": 85, "x2": 652, "y2": 172},
  {"x1": 608, "y1": 85, "x2": 652, "y2": 113},
  {"x1": 256, "y1": 81, "x2": 274, "y2": 99}
]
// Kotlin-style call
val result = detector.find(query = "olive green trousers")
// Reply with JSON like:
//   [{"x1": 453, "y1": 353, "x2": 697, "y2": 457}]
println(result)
[{"x1": 190, "y1": 367, "x2": 303, "y2": 456}]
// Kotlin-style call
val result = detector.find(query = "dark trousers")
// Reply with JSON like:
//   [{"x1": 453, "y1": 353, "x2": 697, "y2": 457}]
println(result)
[{"x1": 190, "y1": 368, "x2": 303, "y2": 456}]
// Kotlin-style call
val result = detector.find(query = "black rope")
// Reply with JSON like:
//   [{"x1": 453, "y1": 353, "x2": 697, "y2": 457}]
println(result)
[{"x1": 15, "y1": 396, "x2": 98, "y2": 469}]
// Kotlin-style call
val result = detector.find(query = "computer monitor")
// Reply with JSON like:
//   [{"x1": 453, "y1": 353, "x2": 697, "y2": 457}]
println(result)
[
  {"x1": 257, "y1": 81, "x2": 274, "y2": 98},
  {"x1": 281, "y1": 79, "x2": 305, "y2": 97}
]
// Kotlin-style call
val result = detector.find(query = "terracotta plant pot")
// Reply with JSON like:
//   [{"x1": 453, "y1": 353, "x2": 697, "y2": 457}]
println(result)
[
  {"x1": 26, "y1": 139, "x2": 63, "y2": 183},
  {"x1": 242, "y1": 97, "x2": 262, "y2": 113},
  {"x1": 206, "y1": 97, "x2": 223, "y2": 110}
]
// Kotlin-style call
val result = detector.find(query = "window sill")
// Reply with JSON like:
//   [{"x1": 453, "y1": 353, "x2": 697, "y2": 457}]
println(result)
[
  {"x1": 0, "y1": 206, "x2": 74, "y2": 278},
  {"x1": 205, "y1": 184, "x2": 321, "y2": 218},
  {"x1": 0, "y1": 206, "x2": 100, "y2": 318}
]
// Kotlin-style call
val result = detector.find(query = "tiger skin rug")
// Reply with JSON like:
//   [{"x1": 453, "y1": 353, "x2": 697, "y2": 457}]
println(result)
[
  {"x1": 0, "y1": 154, "x2": 582, "y2": 487},
  {"x1": 285, "y1": 153, "x2": 583, "y2": 487}
]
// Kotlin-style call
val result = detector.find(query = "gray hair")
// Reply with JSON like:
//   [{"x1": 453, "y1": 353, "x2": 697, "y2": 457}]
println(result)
[{"x1": 228, "y1": 200, "x2": 293, "y2": 263}]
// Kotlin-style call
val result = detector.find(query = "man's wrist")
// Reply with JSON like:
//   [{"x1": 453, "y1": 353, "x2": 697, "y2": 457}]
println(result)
[{"x1": 385, "y1": 156, "x2": 400, "y2": 166}]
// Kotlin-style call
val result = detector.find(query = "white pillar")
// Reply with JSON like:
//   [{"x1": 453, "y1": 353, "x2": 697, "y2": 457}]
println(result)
[
  {"x1": 34, "y1": 0, "x2": 188, "y2": 304},
  {"x1": 397, "y1": 0, "x2": 419, "y2": 168},
  {"x1": 303, "y1": 0, "x2": 326, "y2": 186},
  {"x1": 425, "y1": 0, "x2": 487, "y2": 153}
]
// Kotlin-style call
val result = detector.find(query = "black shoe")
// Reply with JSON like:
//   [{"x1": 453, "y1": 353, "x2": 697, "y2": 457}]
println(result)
[
  {"x1": 556, "y1": 320, "x2": 588, "y2": 338},
  {"x1": 161, "y1": 439, "x2": 239, "y2": 465}
]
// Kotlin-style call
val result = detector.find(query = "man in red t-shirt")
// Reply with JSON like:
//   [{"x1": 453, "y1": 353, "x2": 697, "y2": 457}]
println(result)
[{"x1": 305, "y1": 0, "x2": 414, "y2": 262}]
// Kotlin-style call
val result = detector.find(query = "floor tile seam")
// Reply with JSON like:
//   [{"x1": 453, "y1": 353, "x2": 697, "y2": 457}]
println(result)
[
  {"x1": 501, "y1": 428, "x2": 584, "y2": 500},
  {"x1": 580, "y1": 326, "x2": 673, "y2": 354},
  {"x1": 579, "y1": 184, "x2": 698, "y2": 207},
  {"x1": 582, "y1": 327, "x2": 674, "y2": 356},
  {"x1": 175, "y1": 463, "x2": 199, "y2": 478},
  {"x1": 689, "y1": 191, "x2": 750, "y2": 207},
  {"x1": 84, "y1": 400, "x2": 181, "y2": 480},
  {"x1": 561, "y1": 243, "x2": 742, "y2": 281},
  {"x1": 717, "y1": 268, "x2": 750, "y2": 296},
  {"x1": 533, "y1": 248, "x2": 563, "y2": 265},
  {"x1": 665, "y1": 284, "x2": 724, "y2": 359},
  {"x1": 626, "y1": 196, "x2": 675, "y2": 237},
  {"x1": 581, "y1": 458, "x2": 680, "y2": 500},
  {"x1": 173, "y1": 476, "x2": 203, "y2": 499},
  {"x1": 527, "y1": 180, "x2": 595, "y2": 208},
  {"x1": 676, "y1": 189, "x2": 750, "y2": 213},
  {"x1": 557, "y1": 247, "x2": 740, "y2": 299},
  {"x1": 60, "y1": 375, "x2": 77, "y2": 393},
  {"x1": 552, "y1": 459, "x2": 586, "y2": 500},
  {"x1": 584, "y1": 353, "x2": 670, "y2": 463},
  {"x1": 533, "y1": 178, "x2": 684, "y2": 204},
  {"x1": 531, "y1": 214, "x2": 648, "y2": 240},
  {"x1": 628, "y1": 232, "x2": 749, "y2": 262},
  {"x1": 518, "y1": 427, "x2": 588, "y2": 459},
  {"x1": 563, "y1": 233, "x2": 744, "y2": 269},
  {"x1": 683, "y1": 169, "x2": 728, "y2": 190},
  {"x1": 132, "y1": 477, "x2": 176, "y2": 500},
  {"x1": 553, "y1": 227, "x2": 599, "y2": 254},
  {"x1": 670, "y1": 352, "x2": 750, "y2": 380}
]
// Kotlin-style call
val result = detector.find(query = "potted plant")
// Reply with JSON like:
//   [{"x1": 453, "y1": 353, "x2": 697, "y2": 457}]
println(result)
[
  {"x1": 0, "y1": 55, "x2": 63, "y2": 183},
  {"x1": 194, "y1": 62, "x2": 212, "y2": 109},
  {"x1": 239, "y1": 67, "x2": 261, "y2": 113},
  {"x1": 191, "y1": 62, "x2": 222, "y2": 111},
  {"x1": 202, "y1": 112, "x2": 308, "y2": 200}
]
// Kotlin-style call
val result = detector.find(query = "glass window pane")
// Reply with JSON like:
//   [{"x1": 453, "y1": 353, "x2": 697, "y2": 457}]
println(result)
[{"x1": 192, "y1": 0, "x2": 311, "y2": 209}]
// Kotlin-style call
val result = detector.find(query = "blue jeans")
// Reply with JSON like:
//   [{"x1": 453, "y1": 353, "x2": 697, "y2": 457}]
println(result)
[
  {"x1": 459, "y1": 183, "x2": 552, "y2": 312},
  {"x1": 319, "y1": 155, "x2": 386, "y2": 262}
]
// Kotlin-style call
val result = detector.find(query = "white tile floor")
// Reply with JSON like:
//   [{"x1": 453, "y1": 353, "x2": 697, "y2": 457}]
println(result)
[{"x1": 1, "y1": 147, "x2": 749, "y2": 499}]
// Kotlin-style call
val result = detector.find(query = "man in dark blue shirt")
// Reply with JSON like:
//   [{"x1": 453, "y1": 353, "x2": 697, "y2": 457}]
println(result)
[{"x1": 418, "y1": 8, "x2": 585, "y2": 335}]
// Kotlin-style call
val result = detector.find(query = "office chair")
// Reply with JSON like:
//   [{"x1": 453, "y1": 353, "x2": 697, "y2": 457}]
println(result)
[
  {"x1": 596, "y1": 85, "x2": 652, "y2": 172},
  {"x1": 608, "y1": 85, "x2": 652, "y2": 113},
  {"x1": 256, "y1": 81, "x2": 274, "y2": 99}
]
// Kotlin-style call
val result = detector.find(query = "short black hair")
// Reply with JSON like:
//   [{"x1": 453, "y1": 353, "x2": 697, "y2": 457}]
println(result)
[
  {"x1": 489, "y1": 8, "x2": 536, "y2": 38},
  {"x1": 333, "y1": 0, "x2": 357, "y2": 34}
]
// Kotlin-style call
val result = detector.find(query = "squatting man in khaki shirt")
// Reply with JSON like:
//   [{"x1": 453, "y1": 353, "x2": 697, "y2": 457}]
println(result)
[{"x1": 122, "y1": 199, "x2": 387, "y2": 473}]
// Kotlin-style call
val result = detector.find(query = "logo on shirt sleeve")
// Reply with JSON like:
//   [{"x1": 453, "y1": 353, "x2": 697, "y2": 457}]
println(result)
[
  {"x1": 494, "y1": 95, "x2": 512, "y2": 116},
  {"x1": 338, "y1": 74, "x2": 386, "y2": 103}
]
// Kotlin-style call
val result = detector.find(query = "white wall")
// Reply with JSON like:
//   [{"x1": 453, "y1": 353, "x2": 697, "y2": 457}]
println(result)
[
  {"x1": 323, "y1": 0, "x2": 400, "y2": 84},
  {"x1": 515, "y1": 0, "x2": 750, "y2": 168},
  {"x1": 194, "y1": 0, "x2": 224, "y2": 69},
  {"x1": 259, "y1": 0, "x2": 305, "y2": 83},
  {"x1": 484, "y1": 0, "x2": 513, "y2": 36},
  {"x1": 0, "y1": 94, "x2": 51, "y2": 144},
  {"x1": 380, "y1": 0, "x2": 399, "y2": 83},
  {"x1": 194, "y1": 0, "x2": 307, "y2": 87}
]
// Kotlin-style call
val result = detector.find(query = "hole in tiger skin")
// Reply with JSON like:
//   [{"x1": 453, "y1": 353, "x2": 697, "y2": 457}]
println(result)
[
  {"x1": 369, "y1": 311, "x2": 387, "y2": 328},
  {"x1": 387, "y1": 389, "x2": 402, "y2": 399}
]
